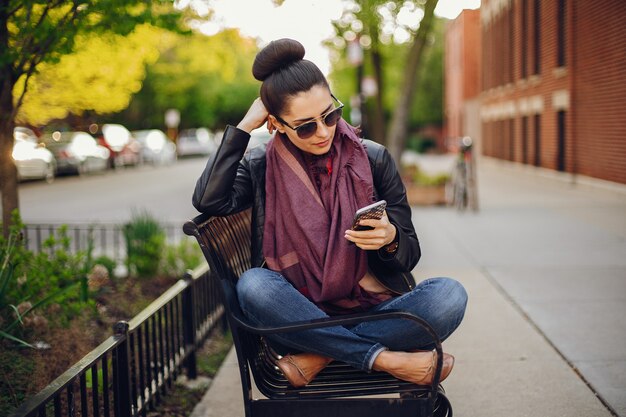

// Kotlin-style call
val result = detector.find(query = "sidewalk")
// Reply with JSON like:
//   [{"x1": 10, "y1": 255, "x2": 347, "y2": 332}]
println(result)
[{"x1": 192, "y1": 157, "x2": 626, "y2": 417}]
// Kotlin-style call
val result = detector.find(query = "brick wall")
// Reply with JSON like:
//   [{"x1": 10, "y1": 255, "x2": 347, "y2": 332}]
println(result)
[
  {"x1": 445, "y1": 9, "x2": 481, "y2": 140},
  {"x1": 572, "y1": 1, "x2": 626, "y2": 183},
  {"x1": 477, "y1": 0, "x2": 626, "y2": 184}
]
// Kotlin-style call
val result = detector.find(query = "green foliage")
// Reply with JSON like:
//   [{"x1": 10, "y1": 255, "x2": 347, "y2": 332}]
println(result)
[
  {"x1": 197, "y1": 330, "x2": 233, "y2": 377},
  {"x1": 15, "y1": 25, "x2": 170, "y2": 126},
  {"x1": 160, "y1": 238, "x2": 203, "y2": 277},
  {"x1": 0, "y1": 219, "x2": 31, "y2": 348},
  {"x1": 406, "y1": 135, "x2": 437, "y2": 153},
  {"x1": 327, "y1": 3, "x2": 444, "y2": 132},
  {"x1": 1, "y1": 0, "x2": 186, "y2": 234},
  {"x1": 84, "y1": 359, "x2": 111, "y2": 393},
  {"x1": 0, "y1": 212, "x2": 91, "y2": 347},
  {"x1": 111, "y1": 29, "x2": 260, "y2": 131},
  {"x1": 4, "y1": 1, "x2": 182, "y2": 73},
  {"x1": 124, "y1": 210, "x2": 166, "y2": 278},
  {"x1": 402, "y1": 164, "x2": 450, "y2": 187},
  {"x1": 4, "y1": 1, "x2": 184, "y2": 116},
  {"x1": 409, "y1": 18, "x2": 444, "y2": 126}
]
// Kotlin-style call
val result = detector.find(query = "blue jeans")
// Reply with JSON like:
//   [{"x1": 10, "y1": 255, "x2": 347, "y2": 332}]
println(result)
[{"x1": 236, "y1": 268, "x2": 468, "y2": 371}]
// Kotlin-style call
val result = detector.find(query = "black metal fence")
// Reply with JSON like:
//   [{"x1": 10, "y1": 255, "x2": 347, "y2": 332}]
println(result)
[
  {"x1": 22, "y1": 223, "x2": 187, "y2": 264},
  {"x1": 9, "y1": 262, "x2": 225, "y2": 417}
]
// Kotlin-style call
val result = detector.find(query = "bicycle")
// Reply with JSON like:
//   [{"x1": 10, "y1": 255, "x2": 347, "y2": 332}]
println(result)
[{"x1": 450, "y1": 136, "x2": 478, "y2": 211}]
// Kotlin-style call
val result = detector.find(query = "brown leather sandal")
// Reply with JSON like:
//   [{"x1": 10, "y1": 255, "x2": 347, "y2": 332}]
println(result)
[{"x1": 276, "y1": 352, "x2": 333, "y2": 388}]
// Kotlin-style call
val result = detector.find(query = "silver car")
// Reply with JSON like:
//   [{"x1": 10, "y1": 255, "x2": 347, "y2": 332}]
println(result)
[
  {"x1": 133, "y1": 129, "x2": 177, "y2": 165},
  {"x1": 176, "y1": 128, "x2": 217, "y2": 157},
  {"x1": 12, "y1": 127, "x2": 56, "y2": 183},
  {"x1": 43, "y1": 131, "x2": 110, "y2": 175}
]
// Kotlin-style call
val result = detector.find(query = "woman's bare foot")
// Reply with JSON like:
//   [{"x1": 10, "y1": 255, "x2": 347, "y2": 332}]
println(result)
[{"x1": 372, "y1": 350, "x2": 455, "y2": 385}]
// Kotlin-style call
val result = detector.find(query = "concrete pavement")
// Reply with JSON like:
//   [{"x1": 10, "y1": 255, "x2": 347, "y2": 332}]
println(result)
[{"x1": 191, "y1": 156, "x2": 626, "y2": 417}]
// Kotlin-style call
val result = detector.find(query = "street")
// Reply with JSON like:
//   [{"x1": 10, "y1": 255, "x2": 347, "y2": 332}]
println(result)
[{"x1": 15, "y1": 157, "x2": 209, "y2": 224}]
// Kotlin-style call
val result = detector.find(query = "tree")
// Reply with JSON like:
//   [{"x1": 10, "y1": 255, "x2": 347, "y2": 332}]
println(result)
[
  {"x1": 111, "y1": 28, "x2": 260, "y2": 131},
  {"x1": 0, "y1": 1, "x2": 182, "y2": 237},
  {"x1": 328, "y1": 0, "x2": 439, "y2": 161},
  {"x1": 14, "y1": 25, "x2": 172, "y2": 127},
  {"x1": 385, "y1": 0, "x2": 438, "y2": 163}
]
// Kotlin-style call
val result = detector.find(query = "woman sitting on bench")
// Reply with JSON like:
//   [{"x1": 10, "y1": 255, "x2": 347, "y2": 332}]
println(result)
[{"x1": 192, "y1": 38, "x2": 467, "y2": 388}]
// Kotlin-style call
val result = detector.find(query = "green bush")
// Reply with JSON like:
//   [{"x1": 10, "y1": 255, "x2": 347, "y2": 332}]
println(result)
[
  {"x1": 123, "y1": 211, "x2": 166, "y2": 278},
  {"x1": 402, "y1": 164, "x2": 450, "y2": 187},
  {"x1": 0, "y1": 212, "x2": 91, "y2": 346},
  {"x1": 160, "y1": 238, "x2": 203, "y2": 277},
  {"x1": 406, "y1": 135, "x2": 437, "y2": 154}
]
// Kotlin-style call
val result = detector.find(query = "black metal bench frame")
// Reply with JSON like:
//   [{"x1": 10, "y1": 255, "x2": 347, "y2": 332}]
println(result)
[{"x1": 184, "y1": 208, "x2": 452, "y2": 417}]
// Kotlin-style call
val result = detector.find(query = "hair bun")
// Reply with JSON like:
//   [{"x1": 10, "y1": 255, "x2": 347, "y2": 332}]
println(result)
[{"x1": 252, "y1": 38, "x2": 306, "y2": 81}]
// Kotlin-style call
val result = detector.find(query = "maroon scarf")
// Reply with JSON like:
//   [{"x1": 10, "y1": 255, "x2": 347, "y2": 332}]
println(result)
[{"x1": 263, "y1": 119, "x2": 383, "y2": 314}]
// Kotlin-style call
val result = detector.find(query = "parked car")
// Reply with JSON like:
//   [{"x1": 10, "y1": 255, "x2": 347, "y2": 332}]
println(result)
[
  {"x1": 92, "y1": 123, "x2": 142, "y2": 168},
  {"x1": 176, "y1": 128, "x2": 217, "y2": 157},
  {"x1": 42, "y1": 131, "x2": 110, "y2": 175},
  {"x1": 132, "y1": 129, "x2": 177, "y2": 165},
  {"x1": 12, "y1": 127, "x2": 56, "y2": 183}
]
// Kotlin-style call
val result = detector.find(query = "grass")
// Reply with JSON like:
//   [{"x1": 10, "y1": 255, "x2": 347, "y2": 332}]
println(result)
[{"x1": 197, "y1": 329, "x2": 233, "y2": 377}]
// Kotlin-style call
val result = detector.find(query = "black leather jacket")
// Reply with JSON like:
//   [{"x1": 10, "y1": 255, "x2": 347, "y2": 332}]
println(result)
[{"x1": 192, "y1": 125, "x2": 420, "y2": 293}]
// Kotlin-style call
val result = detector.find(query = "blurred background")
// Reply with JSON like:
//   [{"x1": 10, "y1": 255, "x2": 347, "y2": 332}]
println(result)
[
  {"x1": 2, "y1": 0, "x2": 624, "y2": 227},
  {"x1": 1, "y1": 1, "x2": 625, "y2": 416}
]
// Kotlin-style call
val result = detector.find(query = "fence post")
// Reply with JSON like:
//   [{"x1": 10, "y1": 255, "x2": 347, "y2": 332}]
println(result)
[
  {"x1": 112, "y1": 321, "x2": 133, "y2": 417},
  {"x1": 182, "y1": 271, "x2": 197, "y2": 379},
  {"x1": 216, "y1": 269, "x2": 229, "y2": 334}
]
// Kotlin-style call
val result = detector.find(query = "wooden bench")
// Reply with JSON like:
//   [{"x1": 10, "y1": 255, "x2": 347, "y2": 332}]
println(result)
[{"x1": 183, "y1": 208, "x2": 452, "y2": 417}]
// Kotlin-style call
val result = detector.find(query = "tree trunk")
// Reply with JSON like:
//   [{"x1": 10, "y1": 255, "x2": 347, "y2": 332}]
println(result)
[
  {"x1": 386, "y1": 0, "x2": 438, "y2": 164},
  {"x1": 369, "y1": 40, "x2": 386, "y2": 145},
  {"x1": 0, "y1": 7, "x2": 19, "y2": 237}
]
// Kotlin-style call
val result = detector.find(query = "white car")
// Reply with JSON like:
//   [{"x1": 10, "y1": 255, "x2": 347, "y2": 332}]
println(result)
[
  {"x1": 12, "y1": 127, "x2": 56, "y2": 183},
  {"x1": 176, "y1": 128, "x2": 217, "y2": 157},
  {"x1": 133, "y1": 129, "x2": 177, "y2": 165}
]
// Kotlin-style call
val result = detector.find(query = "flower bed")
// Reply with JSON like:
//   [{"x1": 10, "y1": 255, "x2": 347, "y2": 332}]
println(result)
[
  {"x1": 405, "y1": 183, "x2": 447, "y2": 206},
  {"x1": 401, "y1": 163, "x2": 450, "y2": 206},
  {"x1": 0, "y1": 212, "x2": 203, "y2": 416}
]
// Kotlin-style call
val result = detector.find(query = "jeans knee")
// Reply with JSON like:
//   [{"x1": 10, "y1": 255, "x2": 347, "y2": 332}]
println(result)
[
  {"x1": 437, "y1": 277, "x2": 468, "y2": 330},
  {"x1": 237, "y1": 268, "x2": 274, "y2": 311},
  {"x1": 415, "y1": 277, "x2": 467, "y2": 341}
]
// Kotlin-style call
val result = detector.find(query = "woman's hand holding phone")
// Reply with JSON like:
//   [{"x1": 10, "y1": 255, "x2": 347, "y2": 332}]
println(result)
[{"x1": 345, "y1": 202, "x2": 397, "y2": 250}]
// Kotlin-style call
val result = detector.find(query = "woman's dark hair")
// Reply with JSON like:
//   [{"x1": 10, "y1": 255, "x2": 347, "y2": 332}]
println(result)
[{"x1": 252, "y1": 38, "x2": 329, "y2": 117}]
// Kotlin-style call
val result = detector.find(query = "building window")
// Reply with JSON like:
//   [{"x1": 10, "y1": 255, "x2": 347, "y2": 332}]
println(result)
[
  {"x1": 533, "y1": 0, "x2": 541, "y2": 75},
  {"x1": 557, "y1": 111, "x2": 566, "y2": 171},
  {"x1": 534, "y1": 114, "x2": 541, "y2": 166},
  {"x1": 557, "y1": 0, "x2": 566, "y2": 67}
]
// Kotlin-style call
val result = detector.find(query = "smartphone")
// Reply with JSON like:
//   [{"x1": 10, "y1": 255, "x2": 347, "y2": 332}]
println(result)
[{"x1": 351, "y1": 200, "x2": 387, "y2": 231}]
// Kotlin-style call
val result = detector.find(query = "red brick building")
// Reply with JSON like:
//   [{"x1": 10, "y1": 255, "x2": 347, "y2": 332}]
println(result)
[
  {"x1": 479, "y1": 0, "x2": 626, "y2": 184},
  {"x1": 445, "y1": 9, "x2": 482, "y2": 146}
]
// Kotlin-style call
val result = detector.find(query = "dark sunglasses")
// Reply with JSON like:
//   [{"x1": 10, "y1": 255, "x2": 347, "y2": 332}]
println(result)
[{"x1": 275, "y1": 95, "x2": 344, "y2": 140}]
